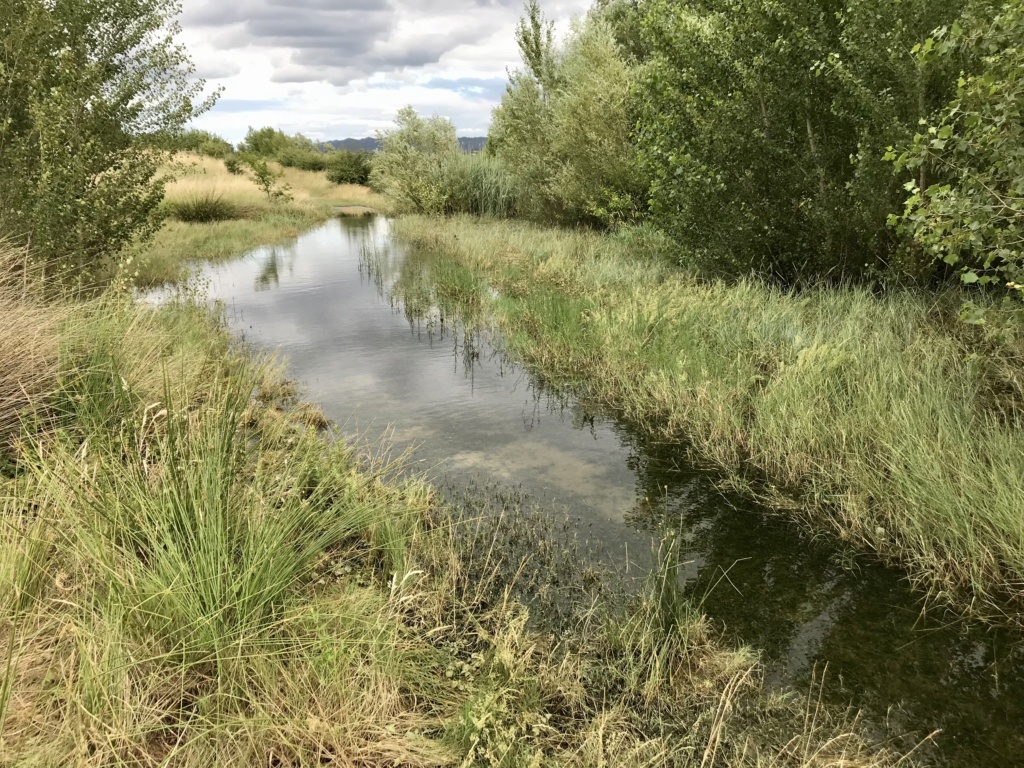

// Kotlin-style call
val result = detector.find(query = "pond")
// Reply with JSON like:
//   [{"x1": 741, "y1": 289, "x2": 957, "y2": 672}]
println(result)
[{"x1": 174, "y1": 214, "x2": 1024, "y2": 767}]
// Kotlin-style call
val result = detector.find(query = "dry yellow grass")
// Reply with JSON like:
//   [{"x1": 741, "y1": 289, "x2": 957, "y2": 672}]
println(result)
[
  {"x1": 0, "y1": 243, "x2": 62, "y2": 450},
  {"x1": 130, "y1": 154, "x2": 388, "y2": 287}
]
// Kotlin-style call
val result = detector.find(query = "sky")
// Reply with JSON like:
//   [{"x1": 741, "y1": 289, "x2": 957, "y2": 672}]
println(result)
[{"x1": 179, "y1": 0, "x2": 592, "y2": 143}]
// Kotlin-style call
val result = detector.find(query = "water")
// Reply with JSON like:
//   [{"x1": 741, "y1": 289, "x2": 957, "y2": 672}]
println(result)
[{"x1": 174, "y1": 215, "x2": 1024, "y2": 767}]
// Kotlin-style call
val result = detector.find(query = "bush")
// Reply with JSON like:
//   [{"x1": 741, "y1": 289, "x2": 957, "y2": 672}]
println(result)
[
  {"x1": 325, "y1": 151, "x2": 372, "y2": 185},
  {"x1": 223, "y1": 155, "x2": 245, "y2": 175},
  {"x1": 278, "y1": 147, "x2": 329, "y2": 172},
  {"x1": 166, "y1": 192, "x2": 245, "y2": 223},
  {"x1": 370, "y1": 107, "x2": 461, "y2": 214},
  {"x1": 892, "y1": 0, "x2": 1024, "y2": 307}
]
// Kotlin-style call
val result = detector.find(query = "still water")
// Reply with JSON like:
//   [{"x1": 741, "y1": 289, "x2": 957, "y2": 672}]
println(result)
[{"x1": 177, "y1": 215, "x2": 1024, "y2": 767}]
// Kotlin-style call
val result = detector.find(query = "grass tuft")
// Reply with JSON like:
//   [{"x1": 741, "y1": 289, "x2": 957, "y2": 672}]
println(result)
[{"x1": 165, "y1": 191, "x2": 247, "y2": 223}]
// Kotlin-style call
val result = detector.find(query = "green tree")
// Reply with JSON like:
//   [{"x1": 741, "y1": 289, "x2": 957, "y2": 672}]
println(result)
[
  {"x1": 0, "y1": 0, "x2": 215, "y2": 279},
  {"x1": 637, "y1": 0, "x2": 975, "y2": 281},
  {"x1": 490, "y1": 7, "x2": 645, "y2": 225},
  {"x1": 892, "y1": 0, "x2": 1024, "y2": 309},
  {"x1": 370, "y1": 107, "x2": 461, "y2": 214},
  {"x1": 238, "y1": 126, "x2": 292, "y2": 157}
]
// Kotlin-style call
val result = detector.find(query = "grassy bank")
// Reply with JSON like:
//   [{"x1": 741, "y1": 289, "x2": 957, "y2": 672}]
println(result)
[
  {"x1": 0, "y1": 242, "x2": 916, "y2": 765},
  {"x1": 391, "y1": 215, "x2": 1024, "y2": 626},
  {"x1": 126, "y1": 154, "x2": 387, "y2": 287}
]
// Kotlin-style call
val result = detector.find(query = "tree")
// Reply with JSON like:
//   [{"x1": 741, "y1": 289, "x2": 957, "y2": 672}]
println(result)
[
  {"x1": 636, "y1": 0, "x2": 975, "y2": 282},
  {"x1": 892, "y1": 0, "x2": 1024, "y2": 310},
  {"x1": 0, "y1": 0, "x2": 215, "y2": 280},
  {"x1": 490, "y1": 7, "x2": 646, "y2": 226},
  {"x1": 370, "y1": 107, "x2": 461, "y2": 214}
]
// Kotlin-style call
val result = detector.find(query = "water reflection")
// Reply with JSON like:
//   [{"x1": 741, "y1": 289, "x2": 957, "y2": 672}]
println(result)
[{"x1": 172, "y1": 216, "x2": 1024, "y2": 767}]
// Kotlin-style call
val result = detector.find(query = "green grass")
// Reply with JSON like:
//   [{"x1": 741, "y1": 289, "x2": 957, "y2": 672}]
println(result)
[
  {"x1": 392, "y1": 214, "x2": 1024, "y2": 627},
  {"x1": 0, "y1": 265, "x2": 916, "y2": 765}
]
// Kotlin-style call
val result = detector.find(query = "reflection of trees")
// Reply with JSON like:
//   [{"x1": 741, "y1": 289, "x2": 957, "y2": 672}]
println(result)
[
  {"x1": 379, "y1": 225, "x2": 1024, "y2": 766},
  {"x1": 254, "y1": 244, "x2": 296, "y2": 290}
]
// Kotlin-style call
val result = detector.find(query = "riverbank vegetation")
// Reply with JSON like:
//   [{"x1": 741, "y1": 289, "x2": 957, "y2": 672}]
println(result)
[
  {"x1": 0, "y1": 0, "x2": 921, "y2": 763},
  {"x1": 370, "y1": 0, "x2": 1024, "y2": 624},
  {"x1": 131, "y1": 154, "x2": 385, "y2": 287},
  {"x1": 0, "y1": 240, "x2": 917, "y2": 765}
]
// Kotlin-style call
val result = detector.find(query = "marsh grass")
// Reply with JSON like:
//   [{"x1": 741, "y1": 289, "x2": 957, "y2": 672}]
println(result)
[
  {"x1": 393, "y1": 215, "x2": 1024, "y2": 626},
  {"x1": 0, "y1": 270, "x2": 916, "y2": 764}
]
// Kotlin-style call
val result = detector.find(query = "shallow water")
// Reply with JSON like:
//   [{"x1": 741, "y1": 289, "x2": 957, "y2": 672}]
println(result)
[{"x1": 178, "y1": 216, "x2": 1024, "y2": 767}]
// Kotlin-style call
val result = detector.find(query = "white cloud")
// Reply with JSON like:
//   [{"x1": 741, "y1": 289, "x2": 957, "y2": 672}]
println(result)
[{"x1": 178, "y1": 0, "x2": 591, "y2": 142}]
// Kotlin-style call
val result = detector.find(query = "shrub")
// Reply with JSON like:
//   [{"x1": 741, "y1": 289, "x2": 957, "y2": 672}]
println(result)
[
  {"x1": 325, "y1": 151, "x2": 372, "y2": 185},
  {"x1": 370, "y1": 107, "x2": 461, "y2": 214},
  {"x1": 892, "y1": 0, "x2": 1024, "y2": 308},
  {"x1": 223, "y1": 155, "x2": 245, "y2": 175},
  {"x1": 278, "y1": 147, "x2": 329, "y2": 172}
]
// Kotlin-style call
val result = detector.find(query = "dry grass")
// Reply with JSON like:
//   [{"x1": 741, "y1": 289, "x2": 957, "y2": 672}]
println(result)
[
  {"x1": 0, "y1": 243, "x2": 63, "y2": 453},
  {"x1": 128, "y1": 155, "x2": 388, "y2": 287}
]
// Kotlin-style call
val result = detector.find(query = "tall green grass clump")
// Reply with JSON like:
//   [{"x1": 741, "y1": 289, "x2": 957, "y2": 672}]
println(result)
[
  {"x1": 441, "y1": 154, "x2": 522, "y2": 218},
  {"x1": 165, "y1": 190, "x2": 246, "y2": 223}
]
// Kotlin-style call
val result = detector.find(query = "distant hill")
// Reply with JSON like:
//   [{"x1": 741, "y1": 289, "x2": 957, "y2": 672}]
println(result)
[{"x1": 326, "y1": 136, "x2": 487, "y2": 153}]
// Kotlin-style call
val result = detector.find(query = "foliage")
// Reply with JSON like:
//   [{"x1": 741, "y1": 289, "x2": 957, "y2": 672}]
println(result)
[
  {"x1": 891, "y1": 0, "x2": 1024, "y2": 310},
  {"x1": 278, "y1": 146, "x2": 329, "y2": 172},
  {"x1": 490, "y1": 9, "x2": 646, "y2": 226},
  {"x1": 0, "y1": 0, "x2": 215, "y2": 280},
  {"x1": 238, "y1": 126, "x2": 294, "y2": 157},
  {"x1": 636, "y1": 0, "x2": 976, "y2": 281},
  {"x1": 243, "y1": 156, "x2": 293, "y2": 202},
  {"x1": 224, "y1": 155, "x2": 246, "y2": 175},
  {"x1": 370, "y1": 106, "x2": 461, "y2": 214},
  {"x1": 325, "y1": 150, "x2": 372, "y2": 185},
  {"x1": 172, "y1": 129, "x2": 234, "y2": 158}
]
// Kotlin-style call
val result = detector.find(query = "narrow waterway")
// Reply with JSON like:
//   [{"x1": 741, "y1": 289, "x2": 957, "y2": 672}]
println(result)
[{"x1": 174, "y1": 215, "x2": 1024, "y2": 767}]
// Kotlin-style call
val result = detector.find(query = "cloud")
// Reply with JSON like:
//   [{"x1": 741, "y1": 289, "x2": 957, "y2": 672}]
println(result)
[
  {"x1": 182, "y1": 0, "x2": 524, "y2": 86},
  {"x1": 178, "y1": 0, "x2": 591, "y2": 140}
]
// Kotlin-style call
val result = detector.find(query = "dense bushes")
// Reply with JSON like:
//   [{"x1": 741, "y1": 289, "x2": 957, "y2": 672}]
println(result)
[
  {"x1": 370, "y1": 108, "x2": 520, "y2": 217},
  {"x1": 892, "y1": 0, "x2": 1024, "y2": 299},
  {"x1": 325, "y1": 151, "x2": 372, "y2": 185}
]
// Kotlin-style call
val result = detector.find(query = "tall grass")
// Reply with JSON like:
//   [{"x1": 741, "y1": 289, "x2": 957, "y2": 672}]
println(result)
[
  {"x1": 393, "y1": 215, "x2": 1024, "y2": 625},
  {"x1": 0, "y1": 243, "x2": 62, "y2": 454},
  {"x1": 441, "y1": 154, "x2": 522, "y2": 218}
]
